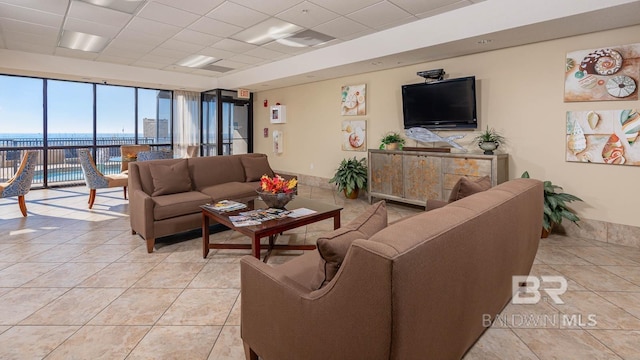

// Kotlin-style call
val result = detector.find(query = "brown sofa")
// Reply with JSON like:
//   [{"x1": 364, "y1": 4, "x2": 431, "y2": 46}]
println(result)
[
  {"x1": 240, "y1": 178, "x2": 543, "y2": 360},
  {"x1": 128, "y1": 153, "x2": 277, "y2": 252}
]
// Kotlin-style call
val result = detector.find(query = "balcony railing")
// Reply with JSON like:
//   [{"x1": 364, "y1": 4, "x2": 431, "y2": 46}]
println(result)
[{"x1": 0, "y1": 136, "x2": 170, "y2": 187}]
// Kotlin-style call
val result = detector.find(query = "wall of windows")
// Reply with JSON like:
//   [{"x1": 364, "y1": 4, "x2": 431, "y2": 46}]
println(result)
[{"x1": 0, "y1": 74, "x2": 172, "y2": 187}]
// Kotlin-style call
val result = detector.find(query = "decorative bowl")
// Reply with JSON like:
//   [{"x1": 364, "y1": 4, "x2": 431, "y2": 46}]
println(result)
[{"x1": 257, "y1": 190, "x2": 295, "y2": 209}]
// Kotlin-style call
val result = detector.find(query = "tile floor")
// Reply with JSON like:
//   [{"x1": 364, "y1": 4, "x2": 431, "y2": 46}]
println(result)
[{"x1": 0, "y1": 185, "x2": 639, "y2": 359}]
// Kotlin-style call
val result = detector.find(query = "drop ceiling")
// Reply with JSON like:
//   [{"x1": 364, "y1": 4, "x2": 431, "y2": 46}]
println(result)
[{"x1": 0, "y1": 0, "x2": 639, "y2": 91}]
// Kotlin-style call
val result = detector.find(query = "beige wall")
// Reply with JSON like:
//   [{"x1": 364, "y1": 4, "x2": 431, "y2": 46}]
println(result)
[{"x1": 254, "y1": 25, "x2": 640, "y2": 227}]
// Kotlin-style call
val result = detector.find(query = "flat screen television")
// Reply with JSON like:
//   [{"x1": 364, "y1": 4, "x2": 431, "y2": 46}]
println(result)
[{"x1": 402, "y1": 76, "x2": 477, "y2": 130}]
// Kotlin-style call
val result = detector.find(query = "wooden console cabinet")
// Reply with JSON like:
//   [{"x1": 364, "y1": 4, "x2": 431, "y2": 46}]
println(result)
[{"x1": 368, "y1": 149, "x2": 508, "y2": 207}]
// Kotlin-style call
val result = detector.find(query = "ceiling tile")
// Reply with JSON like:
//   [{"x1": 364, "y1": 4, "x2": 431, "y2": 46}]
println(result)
[
  {"x1": 100, "y1": 45, "x2": 147, "y2": 59},
  {"x1": 389, "y1": 0, "x2": 462, "y2": 14},
  {"x1": 0, "y1": 3, "x2": 64, "y2": 28},
  {"x1": 163, "y1": 64, "x2": 198, "y2": 73},
  {"x1": 211, "y1": 38, "x2": 257, "y2": 53},
  {"x1": 0, "y1": 0, "x2": 69, "y2": 15},
  {"x1": 137, "y1": 1, "x2": 200, "y2": 27},
  {"x1": 2, "y1": 30, "x2": 58, "y2": 47},
  {"x1": 67, "y1": 0, "x2": 132, "y2": 28},
  {"x1": 172, "y1": 29, "x2": 221, "y2": 47},
  {"x1": 347, "y1": 2, "x2": 411, "y2": 28},
  {"x1": 191, "y1": 68, "x2": 224, "y2": 76},
  {"x1": 228, "y1": 53, "x2": 264, "y2": 65},
  {"x1": 148, "y1": 47, "x2": 185, "y2": 60},
  {"x1": 206, "y1": 2, "x2": 269, "y2": 28},
  {"x1": 229, "y1": 0, "x2": 304, "y2": 16},
  {"x1": 198, "y1": 47, "x2": 237, "y2": 60},
  {"x1": 375, "y1": 15, "x2": 416, "y2": 31},
  {"x1": 244, "y1": 46, "x2": 286, "y2": 60},
  {"x1": 153, "y1": 0, "x2": 225, "y2": 15},
  {"x1": 0, "y1": 18, "x2": 58, "y2": 36},
  {"x1": 307, "y1": 0, "x2": 380, "y2": 15},
  {"x1": 276, "y1": 1, "x2": 339, "y2": 28},
  {"x1": 116, "y1": 29, "x2": 166, "y2": 47},
  {"x1": 416, "y1": 1, "x2": 472, "y2": 19},
  {"x1": 312, "y1": 16, "x2": 370, "y2": 39},
  {"x1": 341, "y1": 28, "x2": 375, "y2": 41},
  {"x1": 214, "y1": 59, "x2": 249, "y2": 69},
  {"x1": 4, "y1": 39, "x2": 55, "y2": 54},
  {"x1": 64, "y1": 17, "x2": 122, "y2": 38},
  {"x1": 125, "y1": 17, "x2": 181, "y2": 38},
  {"x1": 158, "y1": 39, "x2": 205, "y2": 53},
  {"x1": 189, "y1": 17, "x2": 243, "y2": 38},
  {"x1": 137, "y1": 53, "x2": 176, "y2": 65},
  {"x1": 105, "y1": 38, "x2": 156, "y2": 53}
]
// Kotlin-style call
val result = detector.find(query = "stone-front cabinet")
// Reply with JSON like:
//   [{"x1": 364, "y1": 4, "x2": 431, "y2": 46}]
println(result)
[{"x1": 368, "y1": 149, "x2": 508, "y2": 207}]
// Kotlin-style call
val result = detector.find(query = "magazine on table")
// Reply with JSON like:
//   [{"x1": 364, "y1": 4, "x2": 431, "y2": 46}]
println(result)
[
  {"x1": 203, "y1": 200, "x2": 247, "y2": 213},
  {"x1": 238, "y1": 208, "x2": 291, "y2": 222},
  {"x1": 228, "y1": 215, "x2": 261, "y2": 227}
]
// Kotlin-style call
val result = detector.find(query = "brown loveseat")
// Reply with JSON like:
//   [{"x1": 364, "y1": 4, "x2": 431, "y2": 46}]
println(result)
[
  {"x1": 240, "y1": 178, "x2": 543, "y2": 360},
  {"x1": 128, "y1": 153, "x2": 277, "y2": 252}
]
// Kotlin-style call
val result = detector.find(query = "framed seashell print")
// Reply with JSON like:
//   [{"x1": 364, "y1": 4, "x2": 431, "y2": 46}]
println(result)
[
  {"x1": 341, "y1": 84, "x2": 366, "y2": 115},
  {"x1": 566, "y1": 110, "x2": 640, "y2": 166},
  {"x1": 564, "y1": 43, "x2": 640, "y2": 102},
  {"x1": 342, "y1": 120, "x2": 366, "y2": 151}
]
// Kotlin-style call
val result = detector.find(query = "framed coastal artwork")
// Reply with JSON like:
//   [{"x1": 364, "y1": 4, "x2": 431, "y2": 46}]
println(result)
[
  {"x1": 566, "y1": 109, "x2": 640, "y2": 166},
  {"x1": 564, "y1": 43, "x2": 640, "y2": 102},
  {"x1": 342, "y1": 120, "x2": 366, "y2": 151},
  {"x1": 341, "y1": 84, "x2": 366, "y2": 115}
]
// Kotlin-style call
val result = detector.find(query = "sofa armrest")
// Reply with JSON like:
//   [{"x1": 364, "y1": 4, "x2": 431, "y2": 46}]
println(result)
[
  {"x1": 129, "y1": 188, "x2": 155, "y2": 240},
  {"x1": 240, "y1": 240, "x2": 395, "y2": 360},
  {"x1": 426, "y1": 199, "x2": 448, "y2": 211}
]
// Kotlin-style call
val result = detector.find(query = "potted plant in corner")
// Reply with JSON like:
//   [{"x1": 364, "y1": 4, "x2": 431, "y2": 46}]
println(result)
[
  {"x1": 521, "y1": 171, "x2": 583, "y2": 238},
  {"x1": 473, "y1": 127, "x2": 506, "y2": 155},
  {"x1": 329, "y1": 157, "x2": 368, "y2": 199},
  {"x1": 379, "y1": 132, "x2": 406, "y2": 150}
]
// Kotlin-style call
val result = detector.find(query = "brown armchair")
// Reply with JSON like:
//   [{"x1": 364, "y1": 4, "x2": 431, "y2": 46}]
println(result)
[{"x1": 120, "y1": 144, "x2": 150, "y2": 172}]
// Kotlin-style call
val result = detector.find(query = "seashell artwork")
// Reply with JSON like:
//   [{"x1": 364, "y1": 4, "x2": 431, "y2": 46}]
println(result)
[
  {"x1": 587, "y1": 111, "x2": 600, "y2": 129},
  {"x1": 567, "y1": 120, "x2": 587, "y2": 154}
]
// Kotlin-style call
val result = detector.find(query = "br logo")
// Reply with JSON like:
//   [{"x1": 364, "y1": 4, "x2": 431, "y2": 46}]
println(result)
[{"x1": 512, "y1": 276, "x2": 568, "y2": 304}]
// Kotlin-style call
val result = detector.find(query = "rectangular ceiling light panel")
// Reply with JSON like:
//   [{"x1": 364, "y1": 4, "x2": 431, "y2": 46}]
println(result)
[
  {"x1": 232, "y1": 18, "x2": 303, "y2": 45},
  {"x1": 79, "y1": 0, "x2": 146, "y2": 14},
  {"x1": 58, "y1": 30, "x2": 110, "y2": 52},
  {"x1": 176, "y1": 54, "x2": 217, "y2": 68}
]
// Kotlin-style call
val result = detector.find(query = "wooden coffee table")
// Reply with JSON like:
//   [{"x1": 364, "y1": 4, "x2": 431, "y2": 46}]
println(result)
[{"x1": 202, "y1": 196, "x2": 342, "y2": 262}]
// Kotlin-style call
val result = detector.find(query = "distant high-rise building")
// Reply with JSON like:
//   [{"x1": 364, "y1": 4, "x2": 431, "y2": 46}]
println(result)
[{"x1": 143, "y1": 118, "x2": 169, "y2": 139}]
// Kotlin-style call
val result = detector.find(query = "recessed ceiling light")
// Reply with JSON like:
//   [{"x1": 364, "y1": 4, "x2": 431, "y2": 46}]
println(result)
[
  {"x1": 371, "y1": 61, "x2": 383, "y2": 66},
  {"x1": 232, "y1": 18, "x2": 303, "y2": 46},
  {"x1": 477, "y1": 39, "x2": 493, "y2": 45},
  {"x1": 276, "y1": 30, "x2": 335, "y2": 48},
  {"x1": 59, "y1": 30, "x2": 110, "y2": 52},
  {"x1": 78, "y1": 0, "x2": 146, "y2": 14},
  {"x1": 176, "y1": 55, "x2": 217, "y2": 68}
]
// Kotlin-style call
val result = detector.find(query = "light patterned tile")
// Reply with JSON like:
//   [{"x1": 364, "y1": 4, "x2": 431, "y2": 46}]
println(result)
[
  {"x1": 548, "y1": 291, "x2": 640, "y2": 330},
  {"x1": 207, "y1": 326, "x2": 245, "y2": 360},
  {"x1": 89, "y1": 288, "x2": 182, "y2": 325},
  {"x1": 0, "y1": 325, "x2": 79, "y2": 359},
  {"x1": 188, "y1": 263, "x2": 240, "y2": 289},
  {"x1": 23, "y1": 261, "x2": 110, "y2": 287},
  {"x1": 513, "y1": 329, "x2": 621, "y2": 360},
  {"x1": 158, "y1": 288, "x2": 239, "y2": 325},
  {"x1": 596, "y1": 291, "x2": 640, "y2": 320},
  {"x1": 133, "y1": 262, "x2": 205, "y2": 288},
  {"x1": 588, "y1": 330, "x2": 640, "y2": 359},
  {"x1": 45, "y1": 325, "x2": 151, "y2": 360},
  {"x1": 127, "y1": 325, "x2": 221, "y2": 359},
  {"x1": 462, "y1": 328, "x2": 539, "y2": 359},
  {"x1": 0, "y1": 262, "x2": 62, "y2": 287},
  {"x1": 78, "y1": 262, "x2": 157, "y2": 288},
  {"x1": 600, "y1": 265, "x2": 640, "y2": 286},
  {"x1": 0, "y1": 287, "x2": 69, "y2": 325},
  {"x1": 551, "y1": 265, "x2": 640, "y2": 292}
]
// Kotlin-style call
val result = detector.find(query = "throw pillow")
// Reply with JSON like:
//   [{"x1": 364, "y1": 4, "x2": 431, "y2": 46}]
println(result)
[
  {"x1": 149, "y1": 161, "x2": 192, "y2": 196},
  {"x1": 311, "y1": 200, "x2": 388, "y2": 289},
  {"x1": 241, "y1": 156, "x2": 275, "y2": 182},
  {"x1": 448, "y1": 176, "x2": 491, "y2": 203}
]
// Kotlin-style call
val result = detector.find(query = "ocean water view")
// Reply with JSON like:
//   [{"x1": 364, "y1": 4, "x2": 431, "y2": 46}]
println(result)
[{"x1": 0, "y1": 133, "x2": 135, "y2": 139}]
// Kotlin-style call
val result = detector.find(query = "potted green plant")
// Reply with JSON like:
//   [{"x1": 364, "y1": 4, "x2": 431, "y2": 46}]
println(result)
[
  {"x1": 379, "y1": 132, "x2": 406, "y2": 150},
  {"x1": 521, "y1": 171, "x2": 583, "y2": 237},
  {"x1": 473, "y1": 127, "x2": 506, "y2": 155},
  {"x1": 329, "y1": 157, "x2": 368, "y2": 199}
]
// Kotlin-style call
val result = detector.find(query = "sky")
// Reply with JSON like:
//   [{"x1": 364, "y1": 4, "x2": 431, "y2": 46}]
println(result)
[{"x1": 0, "y1": 75, "x2": 167, "y2": 136}]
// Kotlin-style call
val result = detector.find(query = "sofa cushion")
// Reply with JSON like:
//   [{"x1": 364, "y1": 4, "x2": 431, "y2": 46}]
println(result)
[
  {"x1": 199, "y1": 181, "x2": 259, "y2": 203},
  {"x1": 152, "y1": 191, "x2": 212, "y2": 221},
  {"x1": 188, "y1": 155, "x2": 247, "y2": 190},
  {"x1": 241, "y1": 155, "x2": 275, "y2": 181},
  {"x1": 448, "y1": 176, "x2": 491, "y2": 202},
  {"x1": 149, "y1": 161, "x2": 192, "y2": 196},
  {"x1": 311, "y1": 201, "x2": 387, "y2": 289}
]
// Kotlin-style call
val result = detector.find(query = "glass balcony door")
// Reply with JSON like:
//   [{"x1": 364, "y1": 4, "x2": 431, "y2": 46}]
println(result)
[{"x1": 202, "y1": 89, "x2": 252, "y2": 156}]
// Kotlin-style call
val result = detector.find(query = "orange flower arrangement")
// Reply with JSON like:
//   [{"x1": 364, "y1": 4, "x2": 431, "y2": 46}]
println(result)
[{"x1": 260, "y1": 174, "x2": 297, "y2": 194}]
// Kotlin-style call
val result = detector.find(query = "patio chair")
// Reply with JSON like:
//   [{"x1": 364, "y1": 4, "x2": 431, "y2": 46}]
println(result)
[
  {"x1": 0, "y1": 150, "x2": 38, "y2": 216},
  {"x1": 78, "y1": 149, "x2": 128, "y2": 209},
  {"x1": 137, "y1": 150, "x2": 173, "y2": 161},
  {"x1": 120, "y1": 144, "x2": 150, "y2": 172}
]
